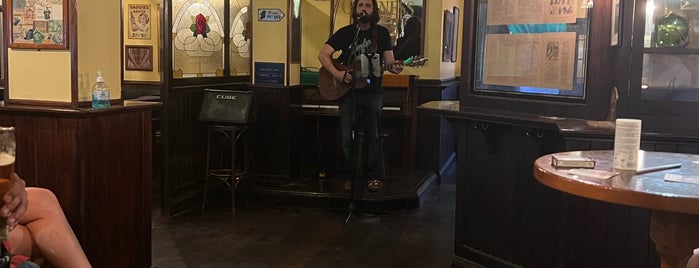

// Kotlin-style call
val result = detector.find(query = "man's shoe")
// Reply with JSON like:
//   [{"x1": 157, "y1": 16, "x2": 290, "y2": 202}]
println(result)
[{"x1": 367, "y1": 179, "x2": 383, "y2": 192}]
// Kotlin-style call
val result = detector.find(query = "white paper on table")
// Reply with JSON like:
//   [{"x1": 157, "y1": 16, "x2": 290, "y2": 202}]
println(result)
[
  {"x1": 664, "y1": 174, "x2": 699, "y2": 184},
  {"x1": 567, "y1": 169, "x2": 619, "y2": 180}
]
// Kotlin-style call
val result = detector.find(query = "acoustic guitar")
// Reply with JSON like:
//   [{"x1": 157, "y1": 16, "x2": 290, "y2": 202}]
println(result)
[{"x1": 317, "y1": 56, "x2": 427, "y2": 101}]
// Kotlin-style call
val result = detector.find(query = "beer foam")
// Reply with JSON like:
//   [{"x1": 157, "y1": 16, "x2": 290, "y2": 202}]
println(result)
[{"x1": 0, "y1": 152, "x2": 14, "y2": 166}]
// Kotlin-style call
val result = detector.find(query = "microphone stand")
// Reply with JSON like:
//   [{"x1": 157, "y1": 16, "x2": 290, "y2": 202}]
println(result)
[
  {"x1": 343, "y1": 19, "x2": 384, "y2": 224},
  {"x1": 344, "y1": 21, "x2": 362, "y2": 224}
]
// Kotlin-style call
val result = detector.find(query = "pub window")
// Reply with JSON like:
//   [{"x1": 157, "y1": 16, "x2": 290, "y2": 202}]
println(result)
[
  {"x1": 473, "y1": 0, "x2": 592, "y2": 99},
  {"x1": 172, "y1": 0, "x2": 251, "y2": 78}
]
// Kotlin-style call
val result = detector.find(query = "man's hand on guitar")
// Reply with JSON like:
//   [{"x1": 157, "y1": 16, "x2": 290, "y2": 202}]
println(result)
[
  {"x1": 334, "y1": 69, "x2": 352, "y2": 84},
  {"x1": 385, "y1": 61, "x2": 404, "y2": 74}
]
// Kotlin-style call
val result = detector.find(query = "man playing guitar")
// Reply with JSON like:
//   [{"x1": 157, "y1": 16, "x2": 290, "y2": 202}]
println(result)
[{"x1": 317, "y1": 0, "x2": 403, "y2": 192}]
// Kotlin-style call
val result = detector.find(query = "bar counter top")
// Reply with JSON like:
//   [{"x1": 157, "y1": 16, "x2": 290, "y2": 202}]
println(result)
[
  {"x1": 0, "y1": 100, "x2": 161, "y2": 116},
  {"x1": 417, "y1": 101, "x2": 699, "y2": 142}
]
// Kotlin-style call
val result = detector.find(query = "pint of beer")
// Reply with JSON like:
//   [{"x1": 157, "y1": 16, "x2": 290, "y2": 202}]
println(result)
[{"x1": 0, "y1": 127, "x2": 15, "y2": 241}]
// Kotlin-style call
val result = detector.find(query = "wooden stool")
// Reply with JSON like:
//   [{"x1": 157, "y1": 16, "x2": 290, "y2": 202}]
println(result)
[{"x1": 202, "y1": 124, "x2": 249, "y2": 213}]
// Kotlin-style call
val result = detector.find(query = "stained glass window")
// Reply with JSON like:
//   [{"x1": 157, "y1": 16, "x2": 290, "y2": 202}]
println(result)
[
  {"x1": 229, "y1": 0, "x2": 250, "y2": 76},
  {"x1": 172, "y1": 0, "x2": 225, "y2": 78}
]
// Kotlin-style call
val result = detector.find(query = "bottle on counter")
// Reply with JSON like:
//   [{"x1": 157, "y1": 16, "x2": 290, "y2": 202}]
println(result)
[{"x1": 92, "y1": 69, "x2": 110, "y2": 109}]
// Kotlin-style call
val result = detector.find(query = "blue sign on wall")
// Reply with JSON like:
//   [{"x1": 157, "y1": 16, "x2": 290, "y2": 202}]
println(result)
[{"x1": 254, "y1": 62, "x2": 285, "y2": 85}]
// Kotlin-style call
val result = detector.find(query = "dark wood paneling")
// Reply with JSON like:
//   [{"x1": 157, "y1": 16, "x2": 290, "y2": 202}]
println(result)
[
  {"x1": 0, "y1": 102, "x2": 155, "y2": 268},
  {"x1": 160, "y1": 83, "x2": 249, "y2": 216},
  {"x1": 247, "y1": 85, "x2": 302, "y2": 179},
  {"x1": 415, "y1": 78, "x2": 459, "y2": 176}
]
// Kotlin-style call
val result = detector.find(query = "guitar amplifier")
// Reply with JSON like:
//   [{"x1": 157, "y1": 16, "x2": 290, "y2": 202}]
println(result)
[{"x1": 197, "y1": 89, "x2": 255, "y2": 124}]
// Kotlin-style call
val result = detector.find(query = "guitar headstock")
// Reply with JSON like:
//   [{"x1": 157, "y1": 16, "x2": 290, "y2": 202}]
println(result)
[{"x1": 403, "y1": 56, "x2": 428, "y2": 67}]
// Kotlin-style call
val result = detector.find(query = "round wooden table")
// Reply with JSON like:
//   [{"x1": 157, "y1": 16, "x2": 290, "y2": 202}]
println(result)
[{"x1": 534, "y1": 150, "x2": 699, "y2": 268}]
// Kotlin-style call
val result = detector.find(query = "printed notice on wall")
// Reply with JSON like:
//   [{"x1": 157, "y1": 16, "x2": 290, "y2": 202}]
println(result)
[
  {"x1": 487, "y1": 0, "x2": 578, "y2": 25},
  {"x1": 129, "y1": 4, "x2": 151, "y2": 39},
  {"x1": 483, "y1": 32, "x2": 576, "y2": 90}
]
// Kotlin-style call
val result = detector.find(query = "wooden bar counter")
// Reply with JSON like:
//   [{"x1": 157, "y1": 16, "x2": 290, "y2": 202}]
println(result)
[
  {"x1": 0, "y1": 100, "x2": 159, "y2": 268},
  {"x1": 417, "y1": 101, "x2": 699, "y2": 268}
]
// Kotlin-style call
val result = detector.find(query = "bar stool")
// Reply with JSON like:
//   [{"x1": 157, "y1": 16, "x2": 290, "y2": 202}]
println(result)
[
  {"x1": 201, "y1": 124, "x2": 249, "y2": 213},
  {"x1": 355, "y1": 128, "x2": 392, "y2": 180}
]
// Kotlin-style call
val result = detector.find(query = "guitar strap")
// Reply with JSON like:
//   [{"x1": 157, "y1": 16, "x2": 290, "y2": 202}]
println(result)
[{"x1": 371, "y1": 25, "x2": 378, "y2": 53}]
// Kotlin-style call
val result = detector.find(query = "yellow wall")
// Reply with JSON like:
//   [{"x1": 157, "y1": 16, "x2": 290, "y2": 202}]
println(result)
[
  {"x1": 7, "y1": 50, "x2": 72, "y2": 102},
  {"x1": 123, "y1": 0, "x2": 161, "y2": 82},
  {"x1": 334, "y1": 0, "x2": 352, "y2": 33},
  {"x1": 252, "y1": 0, "x2": 289, "y2": 85},
  {"x1": 7, "y1": 0, "x2": 125, "y2": 103},
  {"x1": 301, "y1": 0, "x2": 331, "y2": 69},
  {"x1": 77, "y1": 0, "x2": 122, "y2": 102}
]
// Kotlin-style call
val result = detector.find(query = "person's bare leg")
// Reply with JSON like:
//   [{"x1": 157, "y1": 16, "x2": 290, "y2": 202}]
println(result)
[
  {"x1": 687, "y1": 248, "x2": 699, "y2": 268},
  {"x1": 8, "y1": 187, "x2": 90, "y2": 267}
]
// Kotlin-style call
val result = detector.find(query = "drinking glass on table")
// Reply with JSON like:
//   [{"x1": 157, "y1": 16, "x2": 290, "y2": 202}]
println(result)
[{"x1": 0, "y1": 127, "x2": 15, "y2": 240}]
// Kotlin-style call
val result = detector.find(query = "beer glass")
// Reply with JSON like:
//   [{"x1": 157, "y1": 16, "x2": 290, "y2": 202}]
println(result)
[{"x1": 0, "y1": 127, "x2": 15, "y2": 240}]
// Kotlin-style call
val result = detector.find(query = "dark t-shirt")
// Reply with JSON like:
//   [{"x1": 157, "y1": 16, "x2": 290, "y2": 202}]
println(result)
[{"x1": 326, "y1": 24, "x2": 392, "y2": 93}]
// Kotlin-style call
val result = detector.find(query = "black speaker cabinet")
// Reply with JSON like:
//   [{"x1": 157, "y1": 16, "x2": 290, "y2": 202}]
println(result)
[{"x1": 198, "y1": 89, "x2": 255, "y2": 124}]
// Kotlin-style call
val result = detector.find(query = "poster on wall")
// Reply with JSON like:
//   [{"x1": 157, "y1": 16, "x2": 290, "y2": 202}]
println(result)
[
  {"x1": 483, "y1": 32, "x2": 576, "y2": 90},
  {"x1": 8, "y1": 0, "x2": 68, "y2": 49},
  {"x1": 487, "y1": 0, "x2": 578, "y2": 25},
  {"x1": 128, "y1": 4, "x2": 151, "y2": 39}
]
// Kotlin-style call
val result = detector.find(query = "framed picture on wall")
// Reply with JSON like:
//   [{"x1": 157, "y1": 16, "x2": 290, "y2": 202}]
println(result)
[
  {"x1": 6, "y1": 0, "x2": 68, "y2": 49},
  {"x1": 451, "y1": 7, "x2": 460, "y2": 62},
  {"x1": 610, "y1": 0, "x2": 621, "y2": 46},
  {"x1": 125, "y1": 45, "x2": 153, "y2": 71},
  {"x1": 128, "y1": 4, "x2": 151, "y2": 39},
  {"x1": 442, "y1": 10, "x2": 454, "y2": 62}
]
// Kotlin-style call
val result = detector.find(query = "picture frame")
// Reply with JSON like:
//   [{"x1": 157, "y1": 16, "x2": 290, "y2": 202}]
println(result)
[
  {"x1": 6, "y1": 0, "x2": 68, "y2": 49},
  {"x1": 125, "y1": 45, "x2": 153, "y2": 71},
  {"x1": 451, "y1": 7, "x2": 460, "y2": 62},
  {"x1": 442, "y1": 10, "x2": 454, "y2": 62},
  {"x1": 610, "y1": 0, "x2": 622, "y2": 46},
  {"x1": 128, "y1": 4, "x2": 151, "y2": 40}
]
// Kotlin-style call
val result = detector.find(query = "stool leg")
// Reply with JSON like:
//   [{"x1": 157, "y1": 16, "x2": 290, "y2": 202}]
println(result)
[
  {"x1": 202, "y1": 128, "x2": 213, "y2": 212},
  {"x1": 230, "y1": 128, "x2": 237, "y2": 213},
  {"x1": 202, "y1": 176, "x2": 209, "y2": 212},
  {"x1": 231, "y1": 178, "x2": 238, "y2": 214},
  {"x1": 243, "y1": 132, "x2": 250, "y2": 208}
]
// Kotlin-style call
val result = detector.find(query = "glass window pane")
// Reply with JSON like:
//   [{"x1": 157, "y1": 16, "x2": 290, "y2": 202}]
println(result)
[
  {"x1": 472, "y1": 0, "x2": 590, "y2": 99},
  {"x1": 229, "y1": 0, "x2": 250, "y2": 76},
  {"x1": 172, "y1": 0, "x2": 225, "y2": 78},
  {"x1": 641, "y1": 53, "x2": 699, "y2": 102}
]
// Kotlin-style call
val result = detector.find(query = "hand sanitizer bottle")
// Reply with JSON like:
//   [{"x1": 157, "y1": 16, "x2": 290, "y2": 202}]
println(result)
[{"x1": 92, "y1": 69, "x2": 110, "y2": 108}]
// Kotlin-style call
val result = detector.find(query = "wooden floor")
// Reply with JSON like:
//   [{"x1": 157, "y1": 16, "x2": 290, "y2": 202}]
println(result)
[{"x1": 151, "y1": 173, "x2": 456, "y2": 267}]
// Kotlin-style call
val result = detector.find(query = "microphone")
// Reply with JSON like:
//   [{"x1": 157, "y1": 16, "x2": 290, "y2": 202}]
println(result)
[{"x1": 355, "y1": 11, "x2": 368, "y2": 21}]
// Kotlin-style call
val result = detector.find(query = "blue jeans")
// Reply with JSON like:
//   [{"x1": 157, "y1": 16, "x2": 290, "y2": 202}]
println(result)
[{"x1": 338, "y1": 91, "x2": 382, "y2": 180}]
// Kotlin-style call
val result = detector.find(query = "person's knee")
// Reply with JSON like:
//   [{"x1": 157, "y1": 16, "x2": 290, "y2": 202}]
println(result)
[
  {"x1": 688, "y1": 248, "x2": 699, "y2": 268},
  {"x1": 26, "y1": 188, "x2": 62, "y2": 213}
]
